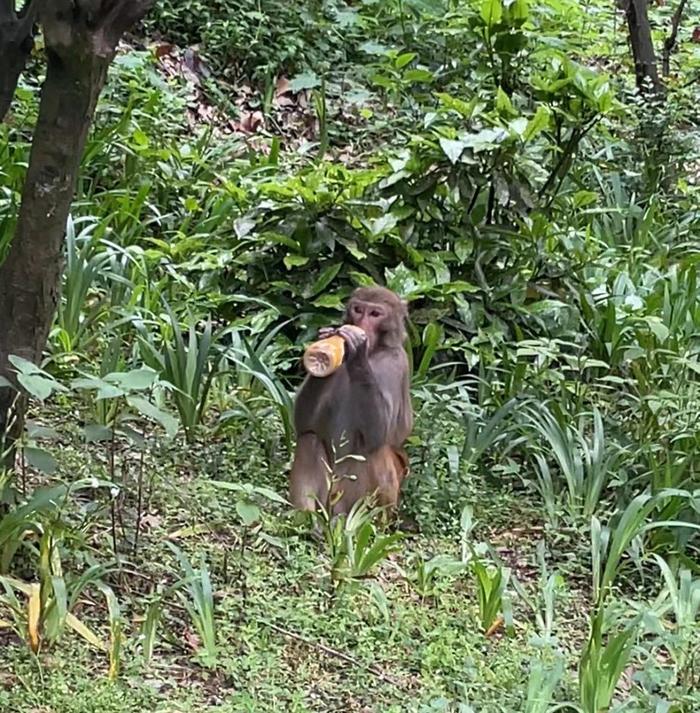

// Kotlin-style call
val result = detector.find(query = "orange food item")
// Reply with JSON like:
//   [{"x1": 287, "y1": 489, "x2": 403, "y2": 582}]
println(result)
[{"x1": 303, "y1": 325, "x2": 365, "y2": 377}]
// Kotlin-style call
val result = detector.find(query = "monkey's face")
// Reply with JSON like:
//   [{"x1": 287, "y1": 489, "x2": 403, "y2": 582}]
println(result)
[{"x1": 347, "y1": 298, "x2": 388, "y2": 352}]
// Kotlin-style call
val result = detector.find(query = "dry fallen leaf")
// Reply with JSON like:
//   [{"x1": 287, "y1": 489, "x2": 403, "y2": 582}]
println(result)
[
  {"x1": 485, "y1": 615, "x2": 504, "y2": 637},
  {"x1": 183, "y1": 629, "x2": 202, "y2": 652}
]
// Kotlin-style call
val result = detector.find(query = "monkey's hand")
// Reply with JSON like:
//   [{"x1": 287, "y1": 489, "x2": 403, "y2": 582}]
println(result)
[
  {"x1": 317, "y1": 327, "x2": 338, "y2": 340},
  {"x1": 338, "y1": 325, "x2": 368, "y2": 360}
]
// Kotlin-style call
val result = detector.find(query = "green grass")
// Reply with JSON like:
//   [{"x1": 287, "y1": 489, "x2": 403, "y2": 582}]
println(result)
[
  {"x1": 0, "y1": 425, "x2": 580, "y2": 713},
  {"x1": 2, "y1": 1, "x2": 700, "y2": 710}
]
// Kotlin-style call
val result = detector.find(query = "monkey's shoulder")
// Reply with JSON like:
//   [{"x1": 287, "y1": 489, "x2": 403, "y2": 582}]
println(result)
[{"x1": 369, "y1": 346, "x2": 409, "y2": 374}]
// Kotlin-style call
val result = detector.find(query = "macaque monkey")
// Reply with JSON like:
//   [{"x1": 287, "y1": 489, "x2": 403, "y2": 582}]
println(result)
[{"x1": 289, "y1": 286, "x2": 413, "y2": 515}]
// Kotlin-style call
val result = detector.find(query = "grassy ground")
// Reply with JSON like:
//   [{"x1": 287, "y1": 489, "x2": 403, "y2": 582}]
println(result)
[{"x1": 0, "y1": 423, "x2": 591, "y2": 713}]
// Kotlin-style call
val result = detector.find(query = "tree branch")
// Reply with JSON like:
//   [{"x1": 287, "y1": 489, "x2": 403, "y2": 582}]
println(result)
[
  {"x1": 662, "y1": 0, "x2": 689, "y2": 77},
  {"x1": 101, "y1": 0, "x2": 153, "y2": 46},
  {"x1": 0, "y1": 0, "x2": 42, "y2": 121},
  {"x1": 0, "y1": 0, "x2": 16, "y2": 22}
]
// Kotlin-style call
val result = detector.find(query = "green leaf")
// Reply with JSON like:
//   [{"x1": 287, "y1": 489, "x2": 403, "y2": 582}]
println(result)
[
  {"x1": 126, "y1": 396, "x2": 178, "y2": 438},
  {"x1": 439, "y1": 138, "x2": 467, "y2": 164},
  {"x1": 442, "y1": 280, "x2": 479, "y2": 294},
  {"x1": 251, "y1": 486, "x2": 287, "y2": 504},
  {"x1": 644, "y1": 317, "x2": 670, "y2": 343},
  {"x1": 234, "y1": 217, "x2": 256, "y2": 239},
  {"x1": 307, "y1": 263, "x2": 342, "y2": 298},
  {"x1": 132, "y1": 129, "x2": 150, "y2": 148},
  {"x1": 8, "y1": 355, "x2": 42, "y2": 376},
  {"x1": 523, "y1": 105, "x2": 551, "y2": 142},
  {"x1": 283, "y1": 254, "x2": 310, "y2": 269},
  {"x1": 495, "y1": 87, "x2": 514, "y2": 115},
  {"x1": 17, "y1": 374, "x2": 60, "y2": 401},
  {"x1": 236, "y1": 500, "x2": 260, "y2": 526},
  {"x1": 312, "y1": 294, "x2": 344, "y2": 309},
  {"x1": 403, "y1": 68, "x2": 433, "y2": 83},
  {"x1": 289, "y1": 72, "x2": 321, "y2": 92},
  {"x1": 26, "y1": 424, "x2": 59, "y2": 440},
  {"x1": 108, "y1": 368, "x2": 157, "y2": 391},
  {"x1": 72, "y1": 377, "x2": 125, "y2": 400},
  {"x1": 84, "y1": 424, "x2": 114, "y2": 443},
  {"x1": 436, "y1": 92, "x2": 481, "y2": 118},
  {"x1": 508, "y1": 117, "x2": 528, "y2": 137},
  {"x1": 369, "y1": 213, "x2": 398, "y2": 236},
  {"x1": 480, "y1": 0, "x2": 503, "y2": 28},
  {"x1": 506, "y1": 0, "x2": 529, "y2": 22},
  {"x1": 463, "y1": 127, "x2": 508, "y2": 151},
  {"x1": 24, "y1": 446, "x2": 57, "y2": 475},
  {"x1": 359, "y1": 41, "x2": 389, "y2": 55},
  {"x1": 395, "y1": 52, "x2": 416, "y2": 69}
]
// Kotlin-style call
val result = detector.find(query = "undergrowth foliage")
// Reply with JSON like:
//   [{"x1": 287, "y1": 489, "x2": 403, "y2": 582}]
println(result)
[{"x1": 0, "y1": 0, "x2": 699, "y2": 711}]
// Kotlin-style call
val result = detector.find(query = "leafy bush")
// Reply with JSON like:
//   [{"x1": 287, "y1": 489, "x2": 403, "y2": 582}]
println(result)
[{"x1": 144, "y1": 1, "x2": 365, "y2": 82}]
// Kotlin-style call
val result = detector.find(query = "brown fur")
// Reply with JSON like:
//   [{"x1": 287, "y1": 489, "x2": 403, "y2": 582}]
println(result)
[{"x1": 290, "y1": 285, "x2": 412, "y2": 515}]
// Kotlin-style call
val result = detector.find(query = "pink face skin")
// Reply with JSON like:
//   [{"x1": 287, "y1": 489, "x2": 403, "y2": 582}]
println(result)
[{"x1": 350, "y1": 300, "x2": 386, "y2": 352}]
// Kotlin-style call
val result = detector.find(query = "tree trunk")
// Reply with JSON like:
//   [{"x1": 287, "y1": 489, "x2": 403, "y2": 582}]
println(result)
[
  {"x1": 623, "y1": 0, "x2": 664, "y2": 94},
  {"x1": 0, "y1": 1, "x2": 38, "y2": 122},
  {"x1": 0, "y1": 0, "x2": 153, "y2": 465},
  {"x1": 662, "y1": 0, "x2": 688, "y2": 77}
]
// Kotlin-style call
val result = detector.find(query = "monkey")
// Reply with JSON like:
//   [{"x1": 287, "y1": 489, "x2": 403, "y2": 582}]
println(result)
[{"x1": 289, "y1": 285, "x2": 413, "y2": 516}]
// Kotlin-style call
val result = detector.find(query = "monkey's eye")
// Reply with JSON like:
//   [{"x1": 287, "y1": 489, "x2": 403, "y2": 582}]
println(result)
[
  {"x1": 370, "y1": 310, "x2": 381, "y2": 318},
  {"x1": 353, "y1": 305, "x2": 362, "y2": 314}
]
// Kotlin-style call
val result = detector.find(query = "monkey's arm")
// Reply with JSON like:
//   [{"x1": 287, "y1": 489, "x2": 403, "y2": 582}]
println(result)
[
  {"x1": 344, "y1": 349, "x2": 399, "y2": 452},
  {"x1": 376, "y1": 348, "x2": 412, "y2": 446},
  {"x1": 293, "y1": 375, "x2": 332, "y2": 435}
]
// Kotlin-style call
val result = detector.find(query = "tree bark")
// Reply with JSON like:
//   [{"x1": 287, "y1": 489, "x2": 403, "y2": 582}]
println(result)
[
  {"x1": 0, "y1": 0, "x2": 152, "y2": 464},
  {"x1": 662, "y1": 0, "x2": 689, "y2": 77},
  {"x1": 0, "y1": 0, "x2": 39, "y2": 122},
  {"x1": 623, "y1": 0, "x2": 664, "y2": 95}
]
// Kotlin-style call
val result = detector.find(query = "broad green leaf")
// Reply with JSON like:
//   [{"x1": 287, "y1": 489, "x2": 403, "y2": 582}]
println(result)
[
  {"x1": 83, "y1": 424, "x2": 114, "y2": 443},
  {"x1": 24, "y1": 446, "x2": 57, "y2": 475},
  {"x1": 436, "y1": 92, "x2": 481, "y2": 118},
  {"x1": 462, "y1": 127, "x2": 508, "y2": 151},
  {"x1": 439, "y1": 138, "x2": 467, "y2": 164},
  {"x1": 17, "y1": 374, "x2": 59, "y2": 401},
  {"x1": 370, "y1": 214, "x2": 398, "y2": 236},
  {"x1": 108, "y1": 367, "x2": 157, "y2": 391},
  {"x1": 395, "y1": 52, "x2": 416, "y2": 69},
  {"x1": 403, "y1": 68, "x2": 433, "y2": 83},
  {"x1": 252, "y1": 486, "x2": 287, "y2": 504},
  {"x1": 508, "y1": 117, "x2": 528, "y2": 137},
  {"x1": 523, "y1": 105, "x2": 551, "y2": 142},
  {"x1": 8, "y1": 355, "x2": 42, "y2": 375},
  {"x1": 480, "y1": 0, "x2": 503, "y2": 28},
  {"x1": 26, "y1": 424, "x2": 59, "y2": 440},
  {"x1": 236, "y1": 500, "x2": 260, "y2": 526},
  {"x1": 307, "y1": 263, "x2": 342, "y2": 298},
  {"x1": 289, "y1": 72, "x2": 321, "y2": 92},
  {"x1": 644, "y1": 317, "x2": 670, "y2": 343},
  {"x1": 359, "y1": 40, "x2": 389, "y2": 55},
  {"x1": 126, "y1": 396, "x2": 178, "y2": 438},
  {"x1": 284, "y1": 254, "x2": 310, "y2": 269},
  {"x1": 496, "y1": 87, "x2": 514, "y2": 115},
  {"x1": 312, "y1": 293, "x2": 344, "y2": 309},
  {"x1": 234, "y1": 217, "x2": 256, "y2": 239},
  {"x1": 506, "y1": 0, "x2": 529, "y2": 22}
]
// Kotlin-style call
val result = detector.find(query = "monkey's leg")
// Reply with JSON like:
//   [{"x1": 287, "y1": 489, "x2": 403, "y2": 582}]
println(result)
[
  {"x1": 366, "y1": 446, "x2": 410, "y2": 518},
  {"x1": 289, "y1": 433, "x2": 329, "y2": 511},
  {"x1": 329, "y1": 446, "x2": 405, "y2": 516}
]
